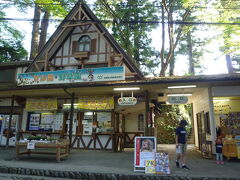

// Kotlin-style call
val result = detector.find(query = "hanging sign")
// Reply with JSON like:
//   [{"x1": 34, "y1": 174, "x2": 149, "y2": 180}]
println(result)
[
  {"x1": 167, "y1": 96, "x2": 188, "y2": 104},
  {"x1": 118, "y1": 97, "x2": 137, "y2": 106},
  {"x1": 26, "y1": 98, "x2": 58, "y2": 111},
  {"x1": 78, "y1": 96, "x2": 114, "y2": 110},
  {"x1": 17, "y1": 67, "x2": 125, "y2": 86}
]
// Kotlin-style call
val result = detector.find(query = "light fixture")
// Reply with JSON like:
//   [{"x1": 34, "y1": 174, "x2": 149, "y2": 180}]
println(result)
[
  {"x1": 213, "y1": 99, "x2": 230, "y2": 102},
  {"x1": 167, "y1": 94, "x2": 192, "y2": 96},
  {"x1": 85, "y1": 112, "x2": 93, "y2": 115},
  {"x1": 168, "y1": 85, "x2": 197, "y2": 89},
  {"x1": 113, "y1": 87, "x2": 140, "y2": 91},
  {"x1": 63, "y1": 104, "x2": 79, "y2": 106}
]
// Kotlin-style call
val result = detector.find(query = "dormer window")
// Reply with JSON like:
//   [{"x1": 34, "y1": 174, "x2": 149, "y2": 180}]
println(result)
[{"x1": 79, "y1": 35, "x2": 91, "y2": 52}]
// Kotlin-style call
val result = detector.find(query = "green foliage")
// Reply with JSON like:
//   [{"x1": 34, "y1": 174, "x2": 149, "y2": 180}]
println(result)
[
  {"x1": 155, "y1": 104, "x2": 192, "y2": 144},
  {"x1": 0, "y1": 39, "x2": 28, "y2": 62},
  {"x1": 10, "y1": 0, "x2": 77, "y2": 18},
  {"x1": 0, "y1": 5, "x2": 28, "y2": 62},
  {"x1": 94, "y1": 0, "x2": 159, "y2": 75}
]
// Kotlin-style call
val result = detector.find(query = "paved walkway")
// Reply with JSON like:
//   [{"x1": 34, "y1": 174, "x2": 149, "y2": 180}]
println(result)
[{"x1": 0, "y1": 145, "x2": 239, "y2": 179}]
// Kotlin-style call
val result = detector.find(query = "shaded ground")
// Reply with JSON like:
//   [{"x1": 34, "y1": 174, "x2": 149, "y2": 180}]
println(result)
[{"x1": 0, "y1": 145, "x2": 239, "y2": 179}]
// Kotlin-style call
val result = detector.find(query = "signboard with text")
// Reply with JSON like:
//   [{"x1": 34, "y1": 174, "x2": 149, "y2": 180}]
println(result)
[
  {"x1": 17, "y1": 67, "x2": 125, "y2": 86},
  {"x1": 167, "y1": 96, "x2": 188, "y2": 104},
  {"x1": 118, "y1": 97, "x2": 137, "y2": 106}
]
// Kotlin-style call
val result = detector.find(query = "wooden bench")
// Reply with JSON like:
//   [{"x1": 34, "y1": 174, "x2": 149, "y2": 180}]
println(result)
[{"x1": 16, "y1": 139, "x2": 69, "y2": 162}]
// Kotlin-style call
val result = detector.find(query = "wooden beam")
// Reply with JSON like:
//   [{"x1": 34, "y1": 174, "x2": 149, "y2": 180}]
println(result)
[
  {"x1": 62, "y1": 22, "x2": 95, "y2": 28},
  {"x1": 34, "y1": 62, "x2": 41, "y2": 72}
]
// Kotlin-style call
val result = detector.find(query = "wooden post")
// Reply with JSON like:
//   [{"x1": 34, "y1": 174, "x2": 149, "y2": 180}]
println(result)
[
  {"x1": 69, "y1": 93, "x2": 75, "y2": 149},
  {"x1": 145, "y1": 91, "x2": 149, "y2": 136},
  {"x1": 16, "y1": 105, "x2": 24, "y2": 141},
  {"x1": 6, "y1": 95, "x2": 15, "y2": 148}
]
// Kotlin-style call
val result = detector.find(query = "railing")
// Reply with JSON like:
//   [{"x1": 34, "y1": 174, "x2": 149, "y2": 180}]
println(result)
[
  {"x1": 71, "y1": 133, "x2": 124, "y2": 152},
  {"x1": 123, "y1": 132, "x2": 144, "y2": 148}
]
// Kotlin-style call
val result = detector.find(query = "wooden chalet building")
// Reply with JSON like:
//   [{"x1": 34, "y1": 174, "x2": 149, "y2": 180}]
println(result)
[{"x1": 0, "y1": 0, "x2": 240, "y2": 158}]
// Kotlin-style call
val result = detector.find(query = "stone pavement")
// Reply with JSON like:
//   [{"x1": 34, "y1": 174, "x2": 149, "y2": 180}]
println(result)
[{"x1": 0, "y1": 145, "x2": 239, "y2": 179}]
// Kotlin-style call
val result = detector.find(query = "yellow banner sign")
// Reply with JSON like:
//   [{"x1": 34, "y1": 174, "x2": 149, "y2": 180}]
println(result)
[
  {"x1": 26, "y1": 98, "x2": 58, "y2": 111},
  {"x1": 78, "y1": 96, "x2": 114, "y2": 110}
]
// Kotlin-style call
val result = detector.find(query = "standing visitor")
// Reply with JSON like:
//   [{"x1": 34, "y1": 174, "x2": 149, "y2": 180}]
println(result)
[
  {"x1": 215, "y1": 136, "x2": 224, "y2": 164},
  {"x1": 175, "y1": 119, "x2": 190, "y2": 170}
]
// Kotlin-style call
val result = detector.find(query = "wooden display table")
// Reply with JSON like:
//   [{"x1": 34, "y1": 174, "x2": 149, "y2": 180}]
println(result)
[
  {"x1": 223, "y1": 140, "x2": 237, "y2": 160},
  {"x1": 16, "y1": 139, "x2": 69, "y2": 162}
]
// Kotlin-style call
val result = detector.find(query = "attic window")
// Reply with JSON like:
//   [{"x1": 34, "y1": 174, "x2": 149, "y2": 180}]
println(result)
[{"x1": 79, "y1": 35, "x2": 91, "y2": 52}]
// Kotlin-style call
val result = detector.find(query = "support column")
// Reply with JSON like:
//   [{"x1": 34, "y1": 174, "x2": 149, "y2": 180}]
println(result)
[
  {"x1": 145, "y1": 90, "x2": 149, "y2": 136},
  {"x1": 208, "y1": 86, "x2": 217, "y2": 153},
  {"x1": 69, "y1": 93, "x2": 75, "y2": 149},
  {"x1": 6, "y1": 95, "x2": 15, "y2": 148}
]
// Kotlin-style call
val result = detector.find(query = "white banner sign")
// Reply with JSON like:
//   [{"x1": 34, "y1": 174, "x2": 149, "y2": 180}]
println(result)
[
  {"x1": 118, "y1": 97, "x2": 137, "y2": 106},
  {"x1": 167, "y1": 96, "x2": 188, "y2": 104}
]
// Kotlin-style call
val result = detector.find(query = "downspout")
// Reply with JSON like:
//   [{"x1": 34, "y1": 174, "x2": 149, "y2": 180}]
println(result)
[
  {"x1": 63, "y1": 88, "x2": 75, "y2": 150},
  {"x1": 6, "y1": 95, "x2": 15, "y2": 148}
]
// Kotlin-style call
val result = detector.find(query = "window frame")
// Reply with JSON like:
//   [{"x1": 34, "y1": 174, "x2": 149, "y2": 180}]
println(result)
[{"x1": 78, "y1": 35, "x2": 91, "y2": 52}]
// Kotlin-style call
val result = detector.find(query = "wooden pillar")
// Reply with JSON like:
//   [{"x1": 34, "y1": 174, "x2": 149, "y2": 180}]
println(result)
[
  {"x1": 69, "y1": 93, "x2": 75, "y2": 149},
  {"x1": 16, "y1": 105, "x2": 24, "y2": 141},
  {"x1": 145, "y1": 90, "x2": 149, "y2": 136},
  {"x1": 6, "y1": 95, "x2": 15, "y2": 148}
]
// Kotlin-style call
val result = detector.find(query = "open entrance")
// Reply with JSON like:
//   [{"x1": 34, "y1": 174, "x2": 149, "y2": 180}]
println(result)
[{"x1": 154, "y1": 104, "x2": 194, "y2": 145}]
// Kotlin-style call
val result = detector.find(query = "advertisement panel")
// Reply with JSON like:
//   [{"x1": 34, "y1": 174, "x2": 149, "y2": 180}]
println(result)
[
  {"x1": 26, "y1": 98, "x2": 58, "y2": 111},
  {"x1": 134, "y1": 136, "x2": 156, "y2": 172},
  {"x1": 17, "y1": 67, "x2": 125, "y2": 86},
  {"x1": 78, "y1": 96, "x2": 114, "y2": 110}
]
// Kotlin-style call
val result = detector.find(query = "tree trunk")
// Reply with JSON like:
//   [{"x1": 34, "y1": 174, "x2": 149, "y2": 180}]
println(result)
[
  {"x1": 38, "y1": 10, "x2": 50, "y2": 52},
  {"x1": 169, "y1": 53, "x2": 175, "y2": 76},
  {"x1": 187, "y1": 31, "x2": 195, "y2": 75},
  {"x1": 226, "y1": 54, "x2": 234, "y2": 74},
  {"x1": 30, "y1": 4, "x2": 41, "y2": 60}
]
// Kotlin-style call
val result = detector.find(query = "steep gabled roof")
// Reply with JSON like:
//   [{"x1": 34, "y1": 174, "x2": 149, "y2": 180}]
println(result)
[{"x1": 26, "y1": 0, "x2": 144, "y2": 79}]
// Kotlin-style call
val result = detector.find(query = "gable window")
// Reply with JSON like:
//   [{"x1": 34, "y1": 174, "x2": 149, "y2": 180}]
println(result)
[{"x1": 78, "y1": 35, "x2": 91, "y2": 52}]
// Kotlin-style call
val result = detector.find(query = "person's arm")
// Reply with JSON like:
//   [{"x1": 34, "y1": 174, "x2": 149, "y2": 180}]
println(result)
[{"x1": 175, "y1": 135, "x2": 179, "y2": 146}]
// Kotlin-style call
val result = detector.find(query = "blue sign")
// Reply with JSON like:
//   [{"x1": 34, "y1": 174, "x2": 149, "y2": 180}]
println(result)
[{"x1": 17, "y1": 67, "x2": 125, "y2": 86}]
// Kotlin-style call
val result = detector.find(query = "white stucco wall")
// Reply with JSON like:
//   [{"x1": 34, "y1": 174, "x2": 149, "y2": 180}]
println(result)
[
  {"x1": 124, "y1": 111, "x2": 145, "y2": 132},
  {"x1": 192, "y1": 88, "x2": 211, "y2": 147}
]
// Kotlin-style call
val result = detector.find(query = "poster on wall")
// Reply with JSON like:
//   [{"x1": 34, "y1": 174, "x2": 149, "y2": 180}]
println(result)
[
  {"x1": 134, "y1": 136, "x2": 156, "y2": 172},
  {"x1": 54, "y1": 113, "x2": 63, "y2": 131},
  {"x1": 28, "y1": 113, "x2": 41, "y2": 131},
  {"x1": 155, "y1": 152, "x2": 170, "y2": 174},
  {"x1": 39, "y1": 113, "x2": 55, "y2": 131},
  {"x1": 145, "y1": 160, "x2": 156, "y2": 174}
]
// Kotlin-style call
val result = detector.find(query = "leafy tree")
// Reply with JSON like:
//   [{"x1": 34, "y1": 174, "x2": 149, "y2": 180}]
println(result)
[
  {"x1": 10, "y1": 0, "x2": 77, "y2": 60},
  {"x1": 94, "y1": 0, "x2": 159, "y2": 75},
  {"x1": 154, "y1": 104, "x2": 192, "y2": 144},
  {"x1": 199, "y1": 0, "x2": 240, "y2": 74},
  {"x1": 0, "y1": 5, "x2": 28, "y2": 62},
  {"x1": 158, "y1": 0, "x2": 199, "y2": 76}
]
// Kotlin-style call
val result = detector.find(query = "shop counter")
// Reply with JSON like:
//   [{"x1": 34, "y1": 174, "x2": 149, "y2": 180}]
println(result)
[
  {"x1": 223, "y1": 140, "x2": 237, "y2": 160},
  {"x1": 16, "y1": 139, "x2": 69, "y2": 162}
]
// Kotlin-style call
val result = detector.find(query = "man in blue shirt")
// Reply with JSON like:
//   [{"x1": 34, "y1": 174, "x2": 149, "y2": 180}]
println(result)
[{"x1": 175, "y1": 119, "x2": 190, "y2": 170}]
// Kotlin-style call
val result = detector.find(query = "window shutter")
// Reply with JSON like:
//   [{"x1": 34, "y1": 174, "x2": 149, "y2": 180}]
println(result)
[
  {"x1": 72, "y1": 41, "x2": 78, "y2": 55},
  {"x1": 90, "y1": 39, "x2": 97, "y2": 53}
]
